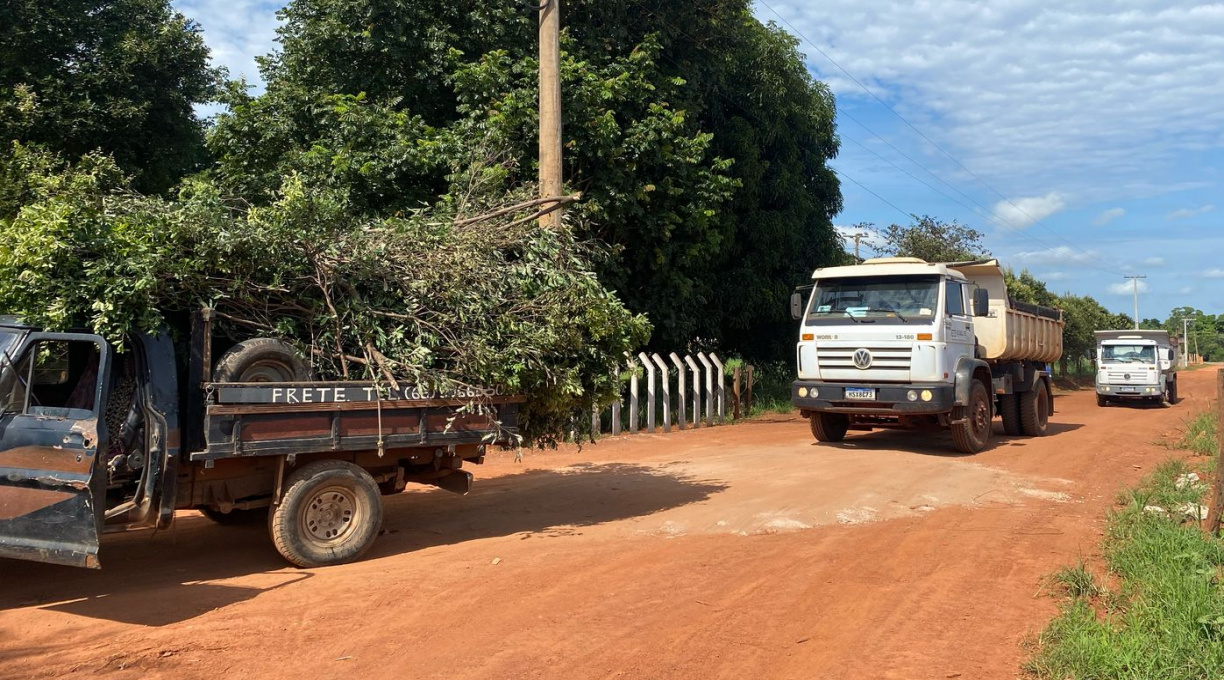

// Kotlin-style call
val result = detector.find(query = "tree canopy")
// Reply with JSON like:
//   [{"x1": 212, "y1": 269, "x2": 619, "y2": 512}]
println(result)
[
  {"x1": 0, "y1": 0, "x2": 223, "y2": 194},
  {"x1": 207, "y1": 0, "x2": 843, "y2": 358},
  {"x1": 869, "y1": 216, "x2": 989, "y2": 263}
]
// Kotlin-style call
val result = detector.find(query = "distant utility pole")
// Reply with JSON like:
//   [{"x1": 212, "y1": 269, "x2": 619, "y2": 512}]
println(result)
[
  {"x1": 845, "y1": 232, "x2": 869, "y2": 261},
  {"x1": 1183, "y1": 318, "x2": 1194, "y2": 367},
  {"x1": 538, "y1": 0, "x2": 563, "y2": 229},
  {"x1": 1124, "y1": 275, "x2": 1146, "y2": 329}
]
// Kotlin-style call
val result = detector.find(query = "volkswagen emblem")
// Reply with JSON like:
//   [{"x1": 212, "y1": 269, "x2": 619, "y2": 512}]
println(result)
[
  {"x1": 853, "y1": 348, "x2": 873, "y2": 370},
  {"x1": 1124, "y1": 373, "x2": 1131, "y2": 380}
]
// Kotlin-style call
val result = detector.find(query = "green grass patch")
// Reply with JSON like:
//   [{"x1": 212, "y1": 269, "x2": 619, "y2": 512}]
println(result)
[
  {"x1": 1174, "y1": 411, "x2": 1217, "y2": 457},
  {"x1": 1026, "y1": 459, "x2": 1224, "y2": 679}
]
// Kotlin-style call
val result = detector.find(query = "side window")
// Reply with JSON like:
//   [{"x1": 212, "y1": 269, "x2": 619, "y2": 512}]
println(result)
[
  {"x1": 945, "y1": 282, "x2": 966, "y2": 316},
  {"x1": 3, "y1": 340, "x2": 102, "y2": 415}
]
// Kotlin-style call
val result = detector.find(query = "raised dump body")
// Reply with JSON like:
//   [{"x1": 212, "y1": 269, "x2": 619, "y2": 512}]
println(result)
[{"x1": 947, "y1": 260, "x2": 1063, "y2": 363}]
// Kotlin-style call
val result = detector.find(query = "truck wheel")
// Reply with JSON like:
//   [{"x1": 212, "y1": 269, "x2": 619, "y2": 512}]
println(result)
[
  {"x1": 951, "y1": 381, "x2": 992, "y2": 454},
  {"x1": 200, "y1": 506, "x2": 267, "y2": 525},
  {"x1": 270, "y1": 460, "x2": 383, "y2": 568},
  {"x1": 214, "y1": 338, "x2": 313, "y2": 383},
  {"x1": 1020, "y1": 380, "x2": 1050, "y2": 436},
  {"x1": 810, "y1": 413, "x2": 848, "y2": 442},
  {"x1": 1097, "y1": 394, "x2": 1108, "y2": 408},
  {"x1": 1168, "y1": 379, "x2": 1178, "y2": 405},
  {"x1": 999, "y1": 394, "x2": 1023, "y2": 436}
]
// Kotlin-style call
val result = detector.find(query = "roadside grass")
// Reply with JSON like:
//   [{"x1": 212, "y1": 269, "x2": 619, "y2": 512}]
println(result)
[
  {"x1": 1174, "y1": 411, "x2": 1217, "y2": 457},
  {"x1": 1026, "y1": 456, "x2": 1224, "y2": 680}
]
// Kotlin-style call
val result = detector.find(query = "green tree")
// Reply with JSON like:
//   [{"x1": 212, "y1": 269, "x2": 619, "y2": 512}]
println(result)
[
  {"x1": 207, "y1": 0, "x2": 843, "y2": 359},
  {"x1": 0, "y1": 0, "x2": 224, "y2": 194},
  {"x1": 874, "y1": 216, "x2": 990, "y2": 262}
]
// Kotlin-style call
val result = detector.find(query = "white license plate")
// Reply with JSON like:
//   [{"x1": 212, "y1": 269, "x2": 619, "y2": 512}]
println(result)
[
  {"x1": 1117, "y1": 386, "x2": 1139, "y2": 393},
  {"x1": 844, "y1": 388, "x2": 877, "y2": 401}
]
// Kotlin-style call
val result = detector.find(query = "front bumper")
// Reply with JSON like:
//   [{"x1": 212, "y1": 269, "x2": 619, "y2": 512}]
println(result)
[
  {"x1": 792, "y1": 380, "x2": 955, "y2": 415},
  {"x1": 1098, "y1": 384, "x2": 1162, "y2": 399}
]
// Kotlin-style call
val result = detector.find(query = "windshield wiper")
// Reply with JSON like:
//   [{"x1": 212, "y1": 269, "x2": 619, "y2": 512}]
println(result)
[{"x1": 863, "y1": 307, "x2": 908, "y2": 322}]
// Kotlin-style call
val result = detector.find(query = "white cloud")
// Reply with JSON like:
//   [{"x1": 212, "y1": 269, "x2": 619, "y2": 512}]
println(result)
[
  {"x1": 175, "y1": 0, "x2": 284, "y2": 87},
  {"x1": 759, "y1": 1, "x2": 1224, "y2": 198},
  {"x1": 1142, "y1": 257, "x2": 1167, "y2": 267},
  {"x1": 993, "y1": 192, "x2": 1066, "y2": 229},
  {"x1": 1014, "y1": 245, "x2": 1103, "y2": 267},
  {"x1": 1166, "y1": 204, "x2": 1216, "y2": 220},
  {"x1": 1203, "y1": 269, "x2": 1224, "y2": 279},
  {"x1": 1093, "y1": 207, "x2": 1125, "y2": 226},
  {"x1": 1108, "y1": 280, "x2": 1150, "y2": 295},
  {"x1": 1180, "y1": 286, "x2": 1195, "y2": 294}
]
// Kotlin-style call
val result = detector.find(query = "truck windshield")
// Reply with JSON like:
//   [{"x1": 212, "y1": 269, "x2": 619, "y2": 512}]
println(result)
[
  {"x1": 1101, "y1": 344, "x2": 1156, "y2": 364},
  {"x1": 807, "y1": 275, "x2": 939, "y2": 324}
]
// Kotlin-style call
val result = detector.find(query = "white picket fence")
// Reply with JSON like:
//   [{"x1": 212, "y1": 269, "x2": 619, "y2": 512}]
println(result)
[{"x1": 591, "y1": 352, "x2": 754, "y2": 437}]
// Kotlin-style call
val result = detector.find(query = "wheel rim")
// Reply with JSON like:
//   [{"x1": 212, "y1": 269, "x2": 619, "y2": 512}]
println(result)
[
  {"x1": 971, "y1": 397, "x2": 990, "y2": 440},
  {"x1": 240, "y1": 359, "x2": 295, "y2": 382},
  {"x1": 300, "y1": 485, "x2": 361, "y2": 547}
]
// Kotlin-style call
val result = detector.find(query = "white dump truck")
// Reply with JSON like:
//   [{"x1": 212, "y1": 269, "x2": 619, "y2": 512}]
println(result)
[
  {"x1": 1094, "y1": 330, "x2": 1179, "y2": 406},
  {"x1": 790, "y1": 258, "x2": 1064, "y2": 453}
]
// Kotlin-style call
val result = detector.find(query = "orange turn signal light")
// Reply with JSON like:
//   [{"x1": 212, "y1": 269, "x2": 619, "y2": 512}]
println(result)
[
  {"x1": 917, "y1": 333, "x2": 933, "y2": 341},
  {"x1": 801, "y1": 333, "x2": 814, "y2": 341}
]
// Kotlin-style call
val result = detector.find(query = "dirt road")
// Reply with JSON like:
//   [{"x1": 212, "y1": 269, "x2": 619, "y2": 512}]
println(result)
[{"x1": 1, "y1": 370, "x2": 1216, "y2": 679}]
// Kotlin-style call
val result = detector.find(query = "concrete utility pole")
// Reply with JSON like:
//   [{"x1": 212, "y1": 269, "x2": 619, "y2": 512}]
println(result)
[
  {"x1": 1124, "y1": 275, "x2": 1146, "y2": 329},
  {"x1": 845, "y1": 232, "x2": 869, "y2": 261},
  {"x1": 538, "y1": 0, "x2": 563, "y2": 229},
  {"x1": 1183, "y1": 318, "x2": 1194, "y2": 367}
]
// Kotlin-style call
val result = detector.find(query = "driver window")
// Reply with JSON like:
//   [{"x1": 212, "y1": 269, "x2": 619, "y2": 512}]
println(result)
[
  {"x1": 1, "y1": 340, "x2": 102, "y2": 415},
  {"x1": 945, "y1": 282, "x2": 966, "y2": 316}
]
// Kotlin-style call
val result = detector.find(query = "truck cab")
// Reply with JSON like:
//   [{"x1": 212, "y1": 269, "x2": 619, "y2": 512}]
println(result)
[
  {"x1": 1094, "y1": 330, "x2": 1178, "y2": 406},
  {"x1": 790, "y1": 258, "x2": 1063, "y2": 454}
]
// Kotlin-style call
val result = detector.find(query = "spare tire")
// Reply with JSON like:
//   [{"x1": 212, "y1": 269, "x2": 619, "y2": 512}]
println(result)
[{"x1": 214, "y1": 338, "x2": 313, "y2": 383}]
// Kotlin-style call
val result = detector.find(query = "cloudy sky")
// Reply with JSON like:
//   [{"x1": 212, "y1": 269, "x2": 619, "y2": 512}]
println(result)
[{"x1": 175, "y1": 0, "x2": 1223, "y2": 320}]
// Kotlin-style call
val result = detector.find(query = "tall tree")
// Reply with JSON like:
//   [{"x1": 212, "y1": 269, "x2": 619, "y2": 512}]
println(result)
[
  {"x1": 207, "y1": 0, "x2": 843, "y2": 359},
  {"x1": 874, "y1": 216, "x2": 989, "y2": 262},
  {"x1": 0, "y1": 0, "x2": 223, "y2": 194}
]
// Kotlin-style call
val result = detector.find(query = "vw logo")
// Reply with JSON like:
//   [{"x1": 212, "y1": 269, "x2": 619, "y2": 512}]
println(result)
[
  {"x1": 1124, "y1": 373, "x2": 1131, "y2": 380},
  {"x1": 853, "y1": 348, "x2": 873, "y2": 370}
]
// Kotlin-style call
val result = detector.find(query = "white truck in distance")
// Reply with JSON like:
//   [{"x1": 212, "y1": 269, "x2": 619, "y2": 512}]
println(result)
[
  {"x1": 790, "y1": 258, "x2": 1065, "y2": 453},
  {"x1": 1094, "y1": 330, "x2": 1179, "y2": 406}
]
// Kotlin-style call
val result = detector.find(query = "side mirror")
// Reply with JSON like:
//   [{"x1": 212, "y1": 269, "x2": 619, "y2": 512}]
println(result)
[
  {"x1": 973, "y1": 288, "x2": 991, "y2": 317},
  {"x1": 790, "y1": 292, "x2": 805, "y2": 321}
]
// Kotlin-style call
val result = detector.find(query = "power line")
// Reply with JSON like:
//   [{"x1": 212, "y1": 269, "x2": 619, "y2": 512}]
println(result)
[{"x1": 755, "y1": 0, "x2": 1129, "y2": 276}]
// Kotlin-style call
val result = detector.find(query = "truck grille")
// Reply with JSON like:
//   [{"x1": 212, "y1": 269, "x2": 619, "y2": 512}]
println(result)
[
  {"x1": 1106, "y1": 371, "x2": 1151, "y2": 385},
  {"x1": 817, "y1": 347, "x2": 912, "y2": 372}
]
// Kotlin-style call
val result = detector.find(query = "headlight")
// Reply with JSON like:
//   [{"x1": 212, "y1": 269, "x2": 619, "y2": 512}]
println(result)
[
  {"x1": 921, "y1": 390, "x2": 933, "y2": 402},
  {"x1": 798, "y1": 387, "x2": 808, "y2": 398},
  {"x1": 907, "y1": 390, "x2": 918, "y2": 402}
]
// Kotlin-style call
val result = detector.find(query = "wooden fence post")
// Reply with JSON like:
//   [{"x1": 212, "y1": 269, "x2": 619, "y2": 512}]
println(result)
[
  {"x1": 591, "y1": 404, "x2": 600, "y2": 442},
  {"x1": 1206, "y1": 369, "x2": 1224, "y2": 536},
  {"x1": 732, "y1": 366, "x2": 742, "y2": 420},
  {"x1": 745, "y1": 364, "x2": 755, "y2": 416}
]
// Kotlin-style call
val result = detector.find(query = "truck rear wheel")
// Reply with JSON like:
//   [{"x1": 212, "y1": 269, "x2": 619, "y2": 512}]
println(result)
[
  {"x1": 810, "y1": 413, "x2": 848, "y2": 442},
  {"x1": 999, "y1": 394, "x2": 1023, "y2": 436},
  {"x1": 270, "y1": 460, "x2": 383, "y2": 568},
  {"x1": 214, "y1": 338, "x2": 313, "y2": 383},
  {"x1": 1020, "y1": 380, "x2": 1050, "y2": 436},
  {"x1": 951, "y1": 381, "x2": 992, "y2": 454}
]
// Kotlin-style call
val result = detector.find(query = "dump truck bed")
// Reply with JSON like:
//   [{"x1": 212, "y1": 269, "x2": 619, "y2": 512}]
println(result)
[{"x1": 948, "y1": 261, "x2": 1064, "y2": 363}]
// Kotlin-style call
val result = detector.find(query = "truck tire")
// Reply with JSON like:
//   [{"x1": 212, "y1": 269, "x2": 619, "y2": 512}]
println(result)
[
  {"x1": 999, "y1": 394, "x2": 1023, "y2": 436},
  {"x1": 810, "y1": 413, "x2": 848, "y2": 442},
  {"x1": 200, "y1": 506, "x2": 267, "y2": 525},
  {"x1": 951, "y1": 381, "x2": 992, "y2": 454},
  {"x1": 270, "y1": 460, "x2": 383, "y2": 568},
  {"x1": 1168, "y1": 378, "x2": 1178, "y2": 405},
  {"x1": 1020, "y1": 379, "x2": 1050, "y2": 436},
  {"x1": 214, "y1": 338, "x2": 313, "y2": 383},
  {"x1": 1097, "y1": 394, "x2": 1108, "y2": 408}
]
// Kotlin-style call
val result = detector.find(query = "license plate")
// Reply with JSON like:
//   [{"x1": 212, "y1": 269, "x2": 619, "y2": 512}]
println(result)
[
  {"x1": 1117, "y1": 386, "x2": 1139, "y2": 393},
  {"x1": 844, "y1": 388, "x2": 876, "y2": 401}
]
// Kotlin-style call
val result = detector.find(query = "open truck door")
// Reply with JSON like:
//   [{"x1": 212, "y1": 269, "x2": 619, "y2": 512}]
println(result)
[{"x1": 0, "y1": 333, "x2": 110, "y2": 568}]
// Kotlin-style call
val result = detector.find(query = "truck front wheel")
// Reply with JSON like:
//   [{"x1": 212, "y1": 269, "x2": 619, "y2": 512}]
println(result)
[
  {"x1": 270, "y1": 460, "x2": 383, "y2": 568},
  {"x1": 951, "y1": 381, "x2": 992, "y2": 454},
  {"x1": 810, "y1": 413, "x2": 849, "y2": 443},
  {"x1": 1168, "y1": 379, "x2": 1178, "y2": 405},
  {"x1": 1020, "y1": 380, "x2": 1051, "y2": 436}
]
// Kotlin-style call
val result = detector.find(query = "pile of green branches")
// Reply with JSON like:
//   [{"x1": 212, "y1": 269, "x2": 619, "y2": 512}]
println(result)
[{"x1": 0, "y1": 145, "x2": 650, "y2": 442}]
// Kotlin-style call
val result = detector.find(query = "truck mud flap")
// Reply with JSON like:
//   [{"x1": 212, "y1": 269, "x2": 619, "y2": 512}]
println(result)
[
  {"x1": 433, "y1": 470, "x2": 473, "y2": 495},
  {"x1": 0, "y1": 483, "x2": 101, "y2": 568}
]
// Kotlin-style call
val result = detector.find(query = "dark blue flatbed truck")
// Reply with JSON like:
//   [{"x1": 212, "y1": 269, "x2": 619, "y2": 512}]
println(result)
[{"x1": 0, "y1": 311, "x2": 522, "y2": 569}]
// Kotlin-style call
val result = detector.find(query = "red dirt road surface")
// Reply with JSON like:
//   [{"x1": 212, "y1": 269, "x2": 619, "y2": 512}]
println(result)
[{"x1": 1, "y1": 370, "x2": 1217, "y2": 679}]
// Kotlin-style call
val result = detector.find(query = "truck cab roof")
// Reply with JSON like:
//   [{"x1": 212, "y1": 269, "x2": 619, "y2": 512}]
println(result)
[{"x1": 810, "y1": 257, "x2": 1001, "y2": 282}]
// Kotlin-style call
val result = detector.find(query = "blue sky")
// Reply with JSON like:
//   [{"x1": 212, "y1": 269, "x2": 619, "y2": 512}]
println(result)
[{"x1": 175, "y1": 0, "x2": 1224, "y2": 321}]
